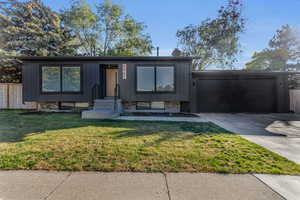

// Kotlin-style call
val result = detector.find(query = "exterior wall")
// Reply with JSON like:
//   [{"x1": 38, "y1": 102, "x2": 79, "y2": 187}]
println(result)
[
  {"x1": 276, "y1": 75, "x2": 290, "y2": 113},
  {"x1": 22, "y1": 59, "x2": 192, "y2": 104},
  {"x1": 123, "y1": 101, "x2": 180, "y2": 113},
  {"x1": 118, "y1": 61, "x2": 191, "y2": 102},
  {"x1": 22, "y1": 61, "x2": 103, "y2": 102}
]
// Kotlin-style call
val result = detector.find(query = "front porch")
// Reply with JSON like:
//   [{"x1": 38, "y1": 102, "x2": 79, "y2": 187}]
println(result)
[
  {"x1": 82, "y1": 64, "x2": 122, "y2": 119},
  {"x1": 82, "y1": 99, "x2": 123, "y2": 119}
]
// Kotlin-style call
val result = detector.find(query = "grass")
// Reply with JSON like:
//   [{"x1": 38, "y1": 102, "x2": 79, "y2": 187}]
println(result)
[{"x1": 0, "y1": 110, "x2": 300, "y2": 175}]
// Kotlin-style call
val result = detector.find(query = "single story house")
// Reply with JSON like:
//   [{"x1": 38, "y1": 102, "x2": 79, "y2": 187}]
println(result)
[
  {"x1": 20, "y1": 56, "x2": 292, "y2": 117},
  {"x1": 20, "y1": 56, "x2": 192, "y2": 115}
]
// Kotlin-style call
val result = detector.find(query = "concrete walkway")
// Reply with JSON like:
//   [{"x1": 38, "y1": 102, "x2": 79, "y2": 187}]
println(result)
[{"x1": 0, "y1": 171, "x2": 288, "y2": 200}]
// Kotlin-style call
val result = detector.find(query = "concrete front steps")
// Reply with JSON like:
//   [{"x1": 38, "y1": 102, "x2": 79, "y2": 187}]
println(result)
[{"x1": 82, "y1": 99, "x2": 122, "y2": 119}]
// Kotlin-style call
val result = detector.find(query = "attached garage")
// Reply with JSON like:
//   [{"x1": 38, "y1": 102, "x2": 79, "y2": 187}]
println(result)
[{"x1": 190, "y1": 71, "x2": 290, "y2": 113}]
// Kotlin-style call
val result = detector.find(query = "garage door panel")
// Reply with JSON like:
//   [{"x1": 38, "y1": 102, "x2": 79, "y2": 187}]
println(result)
[
  {"x1": 196, "y1": 80, "x2": 233, "y2": 112},
  {"x1": 195, "y1": 78, "x2": 277, "y2": 113}
]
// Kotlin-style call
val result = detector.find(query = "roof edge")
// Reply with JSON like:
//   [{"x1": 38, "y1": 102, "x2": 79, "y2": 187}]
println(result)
[
  {"x1": 18, "y1": 56, "x2": 193, "y2": 62},
  {"x1": 192, "y1": 70, "x2": 300, "y2": 74}
]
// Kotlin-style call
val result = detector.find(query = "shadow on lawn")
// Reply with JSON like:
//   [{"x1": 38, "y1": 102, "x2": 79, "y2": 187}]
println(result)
[{"x1": 0, "y1": 111, "x2": 231, "y2": 144}]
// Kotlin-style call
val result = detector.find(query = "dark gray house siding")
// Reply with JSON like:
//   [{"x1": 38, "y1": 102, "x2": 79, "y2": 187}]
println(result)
[
  {"x1": 22, "y1": 61, "x2": 101, "y2": 102},
  {"x1": 190, "y1": 71, "x2": 291, "y2": 113},
  {"x1": 21, "y1": 56, "x2": 293, "y2": 113},
  {"x1": 118, "y1": 61, "x2": 191, "y2": 102},
  {"x1": 21, "y1": 56, "x2": 192, "y2": 104}
]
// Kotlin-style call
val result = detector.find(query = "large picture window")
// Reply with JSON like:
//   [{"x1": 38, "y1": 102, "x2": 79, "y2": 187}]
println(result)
[
  {"x1": 156, "y1": 67, "x2": 174, "y2": 92},
  {"x1": 62, "y1": 67, "x2": 81, "y2": 92},
  {"x1": 136, "y1": 66, "x2": 175, "y2": 92},
  {"x1": 41, "y1": 65, "x2": 82, "y2": 93},
  {"x1": 42, "y1": 66, "x2": 61, "y2": 92},
  {"x1": 137, "y1": 66, "x2": 155, "y2": 92}
]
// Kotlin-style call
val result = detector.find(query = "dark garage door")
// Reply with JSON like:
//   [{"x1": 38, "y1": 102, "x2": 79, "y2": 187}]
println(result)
[{"x1": 195, "y1": 77, "x2": 277, "y2": 113}]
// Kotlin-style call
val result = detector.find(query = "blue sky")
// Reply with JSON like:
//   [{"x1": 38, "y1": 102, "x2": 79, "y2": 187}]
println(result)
[{"x1": 43, "y1": 0, "x2": 300, "y2": 69}]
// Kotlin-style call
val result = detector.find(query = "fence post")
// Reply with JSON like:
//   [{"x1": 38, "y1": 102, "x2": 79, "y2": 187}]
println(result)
[{"x1": 7, "y1": 84, "x2": 10, "y2": 109}]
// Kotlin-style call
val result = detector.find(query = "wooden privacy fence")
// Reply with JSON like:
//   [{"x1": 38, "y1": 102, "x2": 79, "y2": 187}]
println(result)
[
  {"x1": 0, "y1": 83, "x2": 36, "y2": 109},
  {"x1": 290, "y1": 89, "x2": 300, "y2": 113}
]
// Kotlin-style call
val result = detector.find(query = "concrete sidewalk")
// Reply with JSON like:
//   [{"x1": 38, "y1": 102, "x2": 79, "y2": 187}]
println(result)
[{"x1": 0, "y1": 171, "x2": 292, "y2": 200}]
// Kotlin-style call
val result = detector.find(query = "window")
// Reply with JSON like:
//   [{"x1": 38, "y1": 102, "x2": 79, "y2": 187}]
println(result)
[
  {"x1": 42, "y1": 66, "x2": 61, "y2": 92},
  {"x1": 41, "y1": 65, "x2": 81, "y2": 93},
  {"x1": 62, "y1": 67, "x2": 81, "y2": 92},
  {"x1": 136, "y1": 101, "x2": 165, "y2": 110},
  {"x1": 137, "y1": 66, "x2": 155, "y2": 92},
  {"x1": 60, "y1": 102, "x2": 89, "y2": 110},
  {"x1": 136, "y1": 102, "x2": 151, "y2": 110},
  {"x1": 136, "y1": 66, "x2": 175, "y2": 92},
  {"x1": 151, "y1": 101, "x2": 165, "y2": 110},
  {"x1": 156, "y1": 67, "x2": 174, "y2": 92}
]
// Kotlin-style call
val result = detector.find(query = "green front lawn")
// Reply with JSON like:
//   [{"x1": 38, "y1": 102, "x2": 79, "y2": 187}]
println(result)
[{"x1": 0, "y1": 110, "x2": 300, "y2": 174}]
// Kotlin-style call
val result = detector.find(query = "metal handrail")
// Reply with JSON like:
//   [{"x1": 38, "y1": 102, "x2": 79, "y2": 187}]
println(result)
[
  {"x1": 91, "y1": 83, "x2": 101, "y2": 106},
  {"x1": 114, "y1": 83, "x2": 120, "y2": 112},
  {"x1": 113, "y1": 71, "x2": 120, "y2": 112}
]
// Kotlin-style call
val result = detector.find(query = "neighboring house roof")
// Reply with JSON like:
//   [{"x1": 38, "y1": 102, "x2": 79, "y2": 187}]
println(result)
[{"x1": 18, "y1": 56, "x2": 193, "y2": 62}]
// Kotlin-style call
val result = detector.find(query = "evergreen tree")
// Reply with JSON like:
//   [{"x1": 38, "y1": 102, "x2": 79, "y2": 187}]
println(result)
[
  {"x1": 0, "y1": 0, "x2": 79, "y2": 57},
  {"x1": 0, "y1": 49, "x2": 21, "y2": 83},
  {"x1": 0, "y1": 0, "x2": 80, "y2": 82}
]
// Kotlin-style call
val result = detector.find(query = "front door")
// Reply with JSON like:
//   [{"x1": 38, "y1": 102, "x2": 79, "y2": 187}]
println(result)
[{"x1": 106, "y1": 68, "x2": 118, "y2": 97}]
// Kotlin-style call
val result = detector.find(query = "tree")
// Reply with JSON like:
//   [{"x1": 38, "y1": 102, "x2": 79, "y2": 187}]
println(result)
[
  {"x1": 61, "y1": 0, "x2": 99, "y2": 56},
  {"x1": 176, "y1": 0, "x2": 245, "y2": 70},
  {"x1": 106, "y1": 15, "x2": 153, "y2": 56},
  {"x1": 0, "y1": 49, "x2": 21, "y2": 83},
  {"x1": 0, "y1": 0, "x2": 79, "y2": 82},
  {"x1": 246, "y1": 25, "x2": 300, "y2": 71},
  {"x1": 0, "y1": 0, "x2": 79, "y2": 57},
  {"x1": 171, "y1": 48, "x2": 183, "y2": 56},
  {"x1": 62, "y1": 0, "x2": 153, "y2": 56}
]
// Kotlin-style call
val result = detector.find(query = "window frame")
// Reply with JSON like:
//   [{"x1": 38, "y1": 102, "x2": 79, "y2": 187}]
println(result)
[
  {"x1": 135, "y1": 64, "x2": 176, "y2": 93},
  {"x1": 40, "y1": 64, "x2": 83, "y2": 94}
]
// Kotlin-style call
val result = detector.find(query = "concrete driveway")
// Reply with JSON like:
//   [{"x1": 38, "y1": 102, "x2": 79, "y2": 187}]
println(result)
[{"x1": 198, "y1": 113, "x2": 300, "y2": 164}]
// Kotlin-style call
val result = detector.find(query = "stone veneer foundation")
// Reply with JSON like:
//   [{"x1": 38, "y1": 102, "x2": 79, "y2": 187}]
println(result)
[
  {"x1": 37, "y1": 101, "x2": 181, "y2": 113},
  {"x1": 37, "y1": 102, "x2": 90, "y2": 111},
  {"x1": 123, "y1": 101, "x2": 181, "y2": 113},
  {"x1": 37, "y1": 102, "x2": 59, "y2": 111}
]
